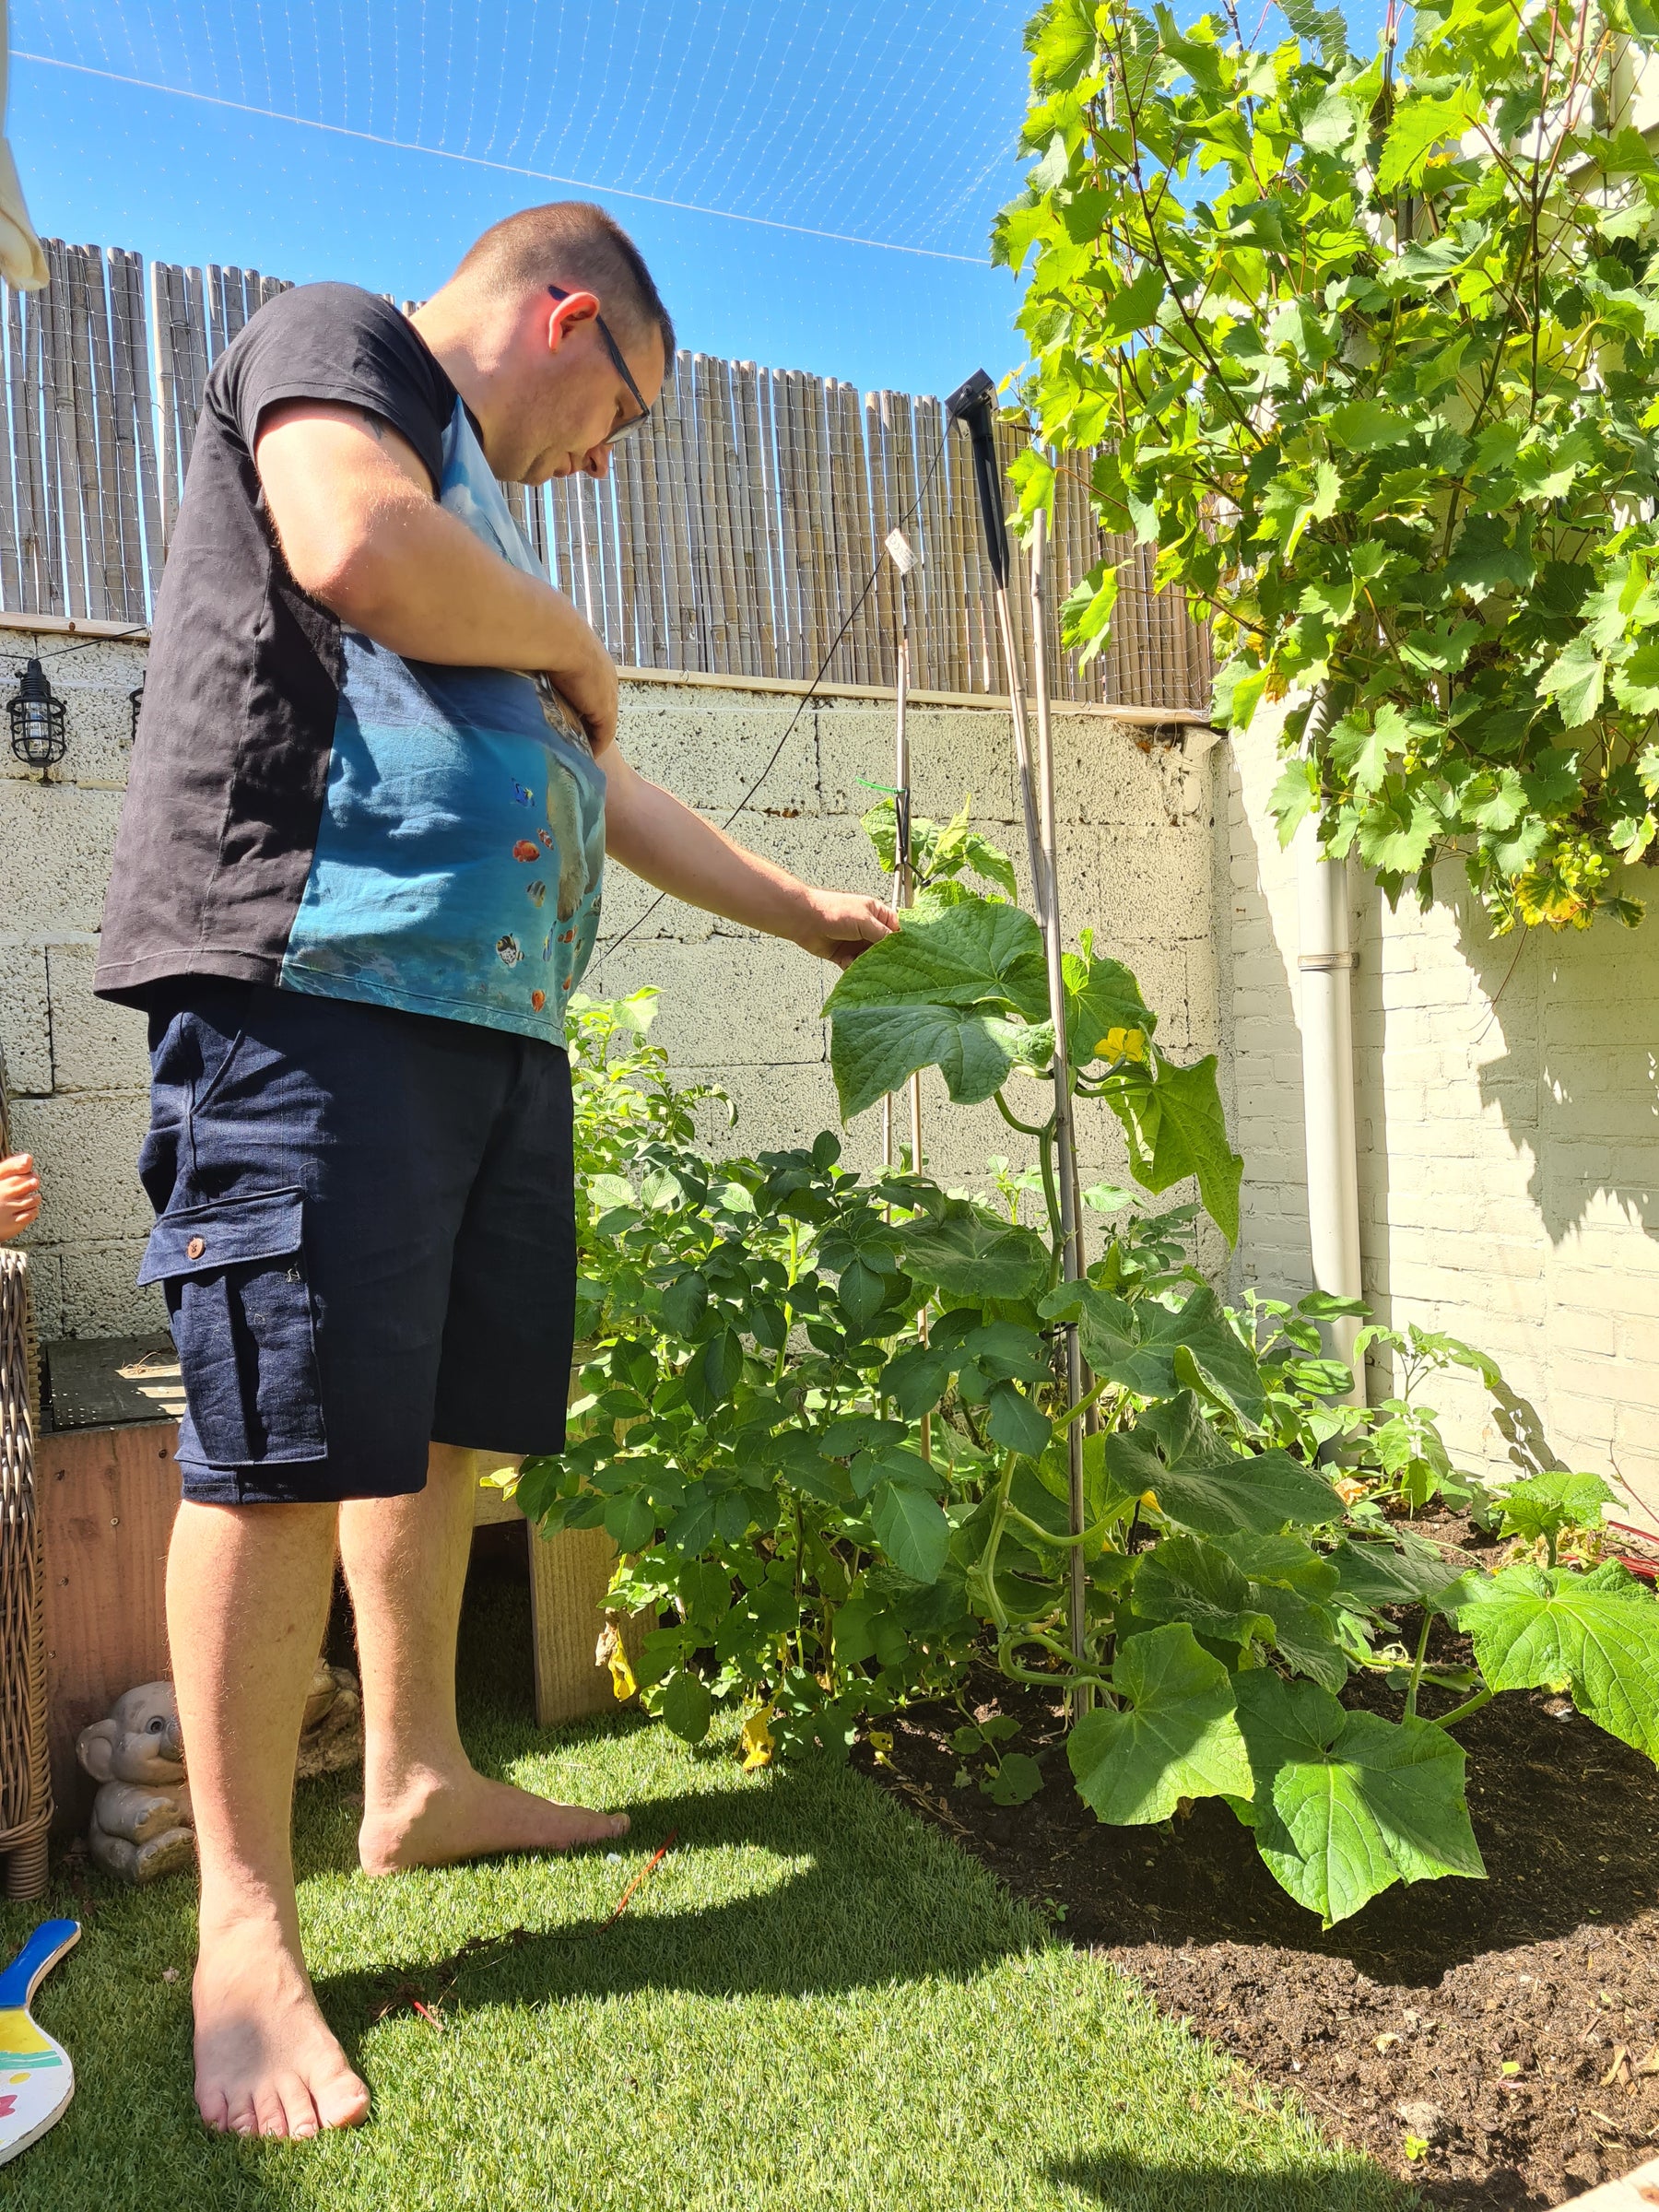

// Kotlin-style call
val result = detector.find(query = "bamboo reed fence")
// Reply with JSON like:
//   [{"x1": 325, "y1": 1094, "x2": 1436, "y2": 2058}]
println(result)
[{"x1": 0, "y1": 241, "x2": 1213, "y2": 711}]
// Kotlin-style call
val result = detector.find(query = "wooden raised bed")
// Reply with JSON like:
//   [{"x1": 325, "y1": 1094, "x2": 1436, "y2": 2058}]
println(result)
[{"x1": 39, "y1": 1335, "x2": 642, "y2": 1834}]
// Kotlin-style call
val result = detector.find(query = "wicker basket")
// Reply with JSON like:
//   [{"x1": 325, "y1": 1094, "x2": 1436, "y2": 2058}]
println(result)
[{"x1": 0, "y1": 1071, "x2": 51, "y2": 1898}]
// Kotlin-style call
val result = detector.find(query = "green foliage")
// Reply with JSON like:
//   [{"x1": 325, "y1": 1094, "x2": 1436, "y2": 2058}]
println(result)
[
  {"x1": 528, "y1": 797, "x2": 1659, "y2": 1930},
  {"x1": 1456, "y1": 1560, "x2": 1659, "y2": 1758},
  {"x1": 1231, "y1": 1674, "x2": 1485, "y2": 1929},
  {"x1": 1497, "y1": 1468, "x2": 1615, "y2": 1560},
  {"x1": 1000, "y1": 0, "x2": 1659, "y2": 930}
]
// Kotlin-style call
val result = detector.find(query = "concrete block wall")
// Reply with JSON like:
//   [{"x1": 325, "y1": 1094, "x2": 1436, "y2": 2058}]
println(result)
[
  {"x1": 1229, "y1": 712, "x2": 1659, "y2": 1526},
  {"x1": 0, "y1": 634, "x2": 1228, "y2": 1337}
]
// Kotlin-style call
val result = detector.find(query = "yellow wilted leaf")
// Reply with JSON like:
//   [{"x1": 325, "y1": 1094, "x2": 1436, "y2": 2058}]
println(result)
[
  {"x1": 596, "y1": 1614, "x2": 637, "y2": 1702},
  {"x1": 741, "y1": 1705, "x2": 775, "y2": 1771},
  {"x1": 1334, "y1": 1477, "x2": 1370, "y2": 1505},
  {"x1": 868, "y1": 1729, "x2": 894, "y2": 1769}
]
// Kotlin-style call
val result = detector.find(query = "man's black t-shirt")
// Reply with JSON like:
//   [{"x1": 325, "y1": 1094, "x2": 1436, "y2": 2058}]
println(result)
[
  {"x1": 96, "y1": 284, "x2": 454, "y2": 1001},
  {"x1": 94, "y1": 283, "x2": 608, "y2": 1043}
]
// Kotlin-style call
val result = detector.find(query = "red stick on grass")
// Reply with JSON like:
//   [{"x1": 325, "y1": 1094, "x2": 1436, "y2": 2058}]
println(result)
[{"x1": 603, "y1": 1829, "x2": 678, "y2": 1930}]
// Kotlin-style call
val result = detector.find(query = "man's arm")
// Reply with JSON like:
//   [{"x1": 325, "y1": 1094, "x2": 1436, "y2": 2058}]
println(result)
[
  {"x1": 253, "y1": 401, "x2": 618, "y2": 750},
  {"x1": 601, "y1": 745, "x2": 897, "y2": 967}
]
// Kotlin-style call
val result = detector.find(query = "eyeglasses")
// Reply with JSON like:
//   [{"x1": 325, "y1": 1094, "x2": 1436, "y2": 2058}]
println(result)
[{"x1": 547, "y1": 285, "x2": 652, "y2": 444}]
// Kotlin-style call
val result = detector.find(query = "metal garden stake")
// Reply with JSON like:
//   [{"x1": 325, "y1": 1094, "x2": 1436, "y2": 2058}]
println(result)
[{"x1": 947, "y1": 370, "x2": 1091, "y2": 1701}]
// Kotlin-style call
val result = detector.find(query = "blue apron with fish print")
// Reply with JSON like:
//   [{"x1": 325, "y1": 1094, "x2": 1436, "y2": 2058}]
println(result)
[{"x1": 276, "y1": 399, "x2": 606, "y2": 1046}]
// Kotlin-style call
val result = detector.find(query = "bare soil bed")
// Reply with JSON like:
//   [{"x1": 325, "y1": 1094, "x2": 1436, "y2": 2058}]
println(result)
[{"x1": 857, "y1": 1515, "x2": 1659, "y2": 2207}]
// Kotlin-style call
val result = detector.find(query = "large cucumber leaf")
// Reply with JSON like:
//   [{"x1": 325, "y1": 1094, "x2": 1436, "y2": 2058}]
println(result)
[
  {"x1": 1105, "y1": 1393, "x2": 1337, "y2": 1535},
  {"x1": 1331, "y1": 1534, "x2": 1473, "y2": 1617},
  {"x1": 1131, "y1": 1533, "x2": 1277, "y2": 1648},
  {"x1": 1455, "y1": 1562, "x2": 1659, "y2": 1762},
  {"x1": 1068, "y1": 1621, "x2": 1253, "y2": 1824},
  {"x1": 1063, "y1": 935, "x2": 1156, "y2": 1065},
  {"x1": 1232, "y1": 1672, "x2": 1485, "y2": 1926},
  {"x1": 824, "y1": 899, "x2": 1053, "y2": 1118},
  {"x1": 1216, "y1": 1532, "x2": 1341, "y2": 1602},
  {"x1": 1245, "y1": 1583, "x2": 1349, "y2": 1691},
  {"x1": 1042, "y1": 1283, "x2": 1264, "y2": 1425},
  {"x1": 897, "y1": 1199, "x2": 1050, "y2": 1301},
  {"x1": 1106, "y1": 1054, "x2": 1243, "y2": 1243}
]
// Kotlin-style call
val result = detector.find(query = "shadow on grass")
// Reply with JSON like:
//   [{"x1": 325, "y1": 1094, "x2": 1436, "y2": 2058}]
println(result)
[
  {"x1": 310, "y1": 1760, "x2": 1034, "y2": 2044},
  {"x1": 1046, "y1": 2154, "x2": 1403, "y2": 2210}
]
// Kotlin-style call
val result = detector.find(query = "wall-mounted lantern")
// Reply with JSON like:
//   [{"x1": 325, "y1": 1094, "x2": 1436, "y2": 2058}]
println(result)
[{"x1": 8, "y1": 660, "x2": 65, "y2": 781}]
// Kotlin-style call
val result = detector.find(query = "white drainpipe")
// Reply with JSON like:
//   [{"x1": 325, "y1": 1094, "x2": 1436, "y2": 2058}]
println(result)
[{"x1": 1295, "y1": 826, "x2": 1366, "y2": 1406}]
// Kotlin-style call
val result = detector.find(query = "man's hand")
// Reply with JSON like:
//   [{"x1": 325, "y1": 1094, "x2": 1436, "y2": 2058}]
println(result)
[
  {"x1": 253, "y1": 401, "x2": 618, "y2": 751},
  {"x1": 789, "y1": 890, "x2": 899, "y2": 969}
]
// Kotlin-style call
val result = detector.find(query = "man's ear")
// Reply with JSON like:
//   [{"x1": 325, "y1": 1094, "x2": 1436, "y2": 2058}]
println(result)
[
  {"x1": 547, "y1": 289, "x2": 601, "y2": 354},
  {"x1": 76, "y1": 1717, "x2": 118, "y2": 1783}
]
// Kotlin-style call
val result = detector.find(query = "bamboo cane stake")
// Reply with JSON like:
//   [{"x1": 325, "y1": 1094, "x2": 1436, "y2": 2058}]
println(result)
[
  {"x1": 44, "y1": 241, "x2": 88, "y2": 621},
  {"x1": 81, "y1": 248, "x2": 128, "y2": 619},
  {"x1": 116, "y1": 251, "x2": 161, "y2": 612},
  {"x1": 9, "y1": 287, "x2": 37, "y2": 610},
  {"x1": 21, "y1": 286, "x2": 59, "y2": 616},
  {"x1": 0, "y1": 285, "x2": 19, "y2": 613}
]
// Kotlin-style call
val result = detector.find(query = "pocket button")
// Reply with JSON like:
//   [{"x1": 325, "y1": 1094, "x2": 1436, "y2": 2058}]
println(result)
[{"x1": 186, "y1": 1236, "x2": 206, "y2": 1260}]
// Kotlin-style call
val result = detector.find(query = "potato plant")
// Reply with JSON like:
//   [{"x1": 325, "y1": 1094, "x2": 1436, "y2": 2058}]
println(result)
[{"x1": 520, "y1": 825, "x2": 1659, "y2": 1927}]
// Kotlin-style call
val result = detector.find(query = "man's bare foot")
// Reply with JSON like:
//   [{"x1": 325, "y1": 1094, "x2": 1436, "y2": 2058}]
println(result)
[
  {"x1": 359, "y1": 1765, "x2": 629, "y2": 1876},
  {"x1": 193, "y1": 1911, "x2": 370, "y2": 2137}
]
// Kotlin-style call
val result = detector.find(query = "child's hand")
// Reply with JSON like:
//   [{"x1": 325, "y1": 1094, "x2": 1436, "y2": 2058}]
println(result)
[{"x1": 0, "y1": 1154, "x2": 41, "y2": 1243}]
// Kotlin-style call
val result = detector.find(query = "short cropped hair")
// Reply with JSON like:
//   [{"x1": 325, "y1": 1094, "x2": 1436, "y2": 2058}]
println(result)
[{"x1": 450, "y1": 203, "x2": 675, "y2": 364}]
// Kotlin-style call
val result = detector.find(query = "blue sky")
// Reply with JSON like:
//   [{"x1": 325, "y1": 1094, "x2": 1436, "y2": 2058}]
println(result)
[{"x1": 10, "y1": 1, "x2": 1036, "y2": 401}]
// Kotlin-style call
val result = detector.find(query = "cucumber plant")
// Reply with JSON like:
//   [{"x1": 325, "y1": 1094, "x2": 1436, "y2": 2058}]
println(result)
[{"x1": 522, "y1": 818, "x2": 1659, "y2": 1928}]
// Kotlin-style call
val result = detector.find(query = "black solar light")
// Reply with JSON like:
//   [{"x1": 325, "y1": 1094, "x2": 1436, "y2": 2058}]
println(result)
[
  {"x1": 129, "y1": 678, "x2": 144, "y2": 746},
  {"x1": 8, "y1": 659, "x2": 66, "y2": 781}
]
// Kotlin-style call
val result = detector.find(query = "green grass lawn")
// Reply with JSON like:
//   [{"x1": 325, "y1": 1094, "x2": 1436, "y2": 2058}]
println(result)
[{"x1": 0, "y1": 1572, "x2": 1404, "y2": 2212}]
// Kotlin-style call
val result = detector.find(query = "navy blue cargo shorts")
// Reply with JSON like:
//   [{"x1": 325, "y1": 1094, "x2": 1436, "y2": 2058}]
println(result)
[{"x1": 136, "y1": 980, "x2": 577, "y2": 1506}]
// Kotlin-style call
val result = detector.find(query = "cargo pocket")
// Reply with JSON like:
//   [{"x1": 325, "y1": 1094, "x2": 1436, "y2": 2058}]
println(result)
[{"x1": 137, "y1": 1186, "x2": 326, "y2": 1465}]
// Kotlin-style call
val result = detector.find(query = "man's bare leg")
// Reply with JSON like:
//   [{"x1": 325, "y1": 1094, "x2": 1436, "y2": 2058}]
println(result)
[
  {"x1": 345, "y1": 1443, "x2": 629, "y2": 1874},
  {"x1": 168, "y1": 1500, "x2": 371, "y2": 2138}
]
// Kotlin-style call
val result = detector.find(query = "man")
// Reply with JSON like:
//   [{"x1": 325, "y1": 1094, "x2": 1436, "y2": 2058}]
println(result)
[{"x1": 94, "y1": 203, "x2": 896, "y2": 2141}]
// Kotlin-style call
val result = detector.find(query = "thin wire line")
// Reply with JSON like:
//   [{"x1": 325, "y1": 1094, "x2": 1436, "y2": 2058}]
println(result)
[
  {"x1": 589, "y1": 429, "x2": 951, "y2": 977},
  {"x1": 17, "y1": 53, "x2": 992, "y2": 266}
]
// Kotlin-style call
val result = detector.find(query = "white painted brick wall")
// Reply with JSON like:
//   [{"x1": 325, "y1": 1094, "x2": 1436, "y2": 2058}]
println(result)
[
  {"x1": 1230, "y1": 712, "x2": 1659, "y2": 1529},
  {"x1": 0, "y1": 640, "x2": 1226, "y2": 1336}
]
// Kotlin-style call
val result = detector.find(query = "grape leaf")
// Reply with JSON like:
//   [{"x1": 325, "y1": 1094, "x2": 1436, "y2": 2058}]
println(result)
[
  {"x1": 1068, "y1": 1622, "x2": 1253, "y2": 1824},
  {"x1": 1232, "y1": 1672, "x2": 1485, "y2": 1926},
  {"x1": 1456, "y1": 1563, "x2": 1659, "y2": 1761}
]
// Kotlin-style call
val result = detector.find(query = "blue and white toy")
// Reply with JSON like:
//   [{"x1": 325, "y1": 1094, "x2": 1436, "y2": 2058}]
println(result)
[{"x1": 0, "y1": 1921, "x2": 79, "y2": 2164}]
